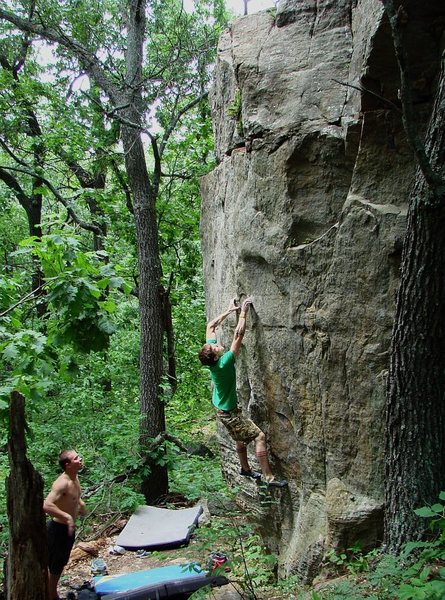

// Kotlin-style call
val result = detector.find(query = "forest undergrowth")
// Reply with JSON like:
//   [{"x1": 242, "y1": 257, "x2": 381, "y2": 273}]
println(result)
[{"x1": 2, "y1": 437, "x2": 444, "y2": 599}]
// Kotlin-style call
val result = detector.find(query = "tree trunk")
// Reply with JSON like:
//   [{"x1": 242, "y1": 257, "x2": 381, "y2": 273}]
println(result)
[
  {"x1": 6, "y1": 391, "x2": 48, "y2": 600},
  {"x1": 121, "y1": 119, "x2": 168, "y2": 502},
  {"x1": 28, "y1": 189, "x2": 45, "y2": 315},
  {"x1": 385, "y1": 59, "x2": 445, "y2": 552},
  {"x1": 118, "y1": 0, "x2": 167, "y2": 504},
  {"x1": 0, "y1": 0, "x2": 170, "y2": 505}
]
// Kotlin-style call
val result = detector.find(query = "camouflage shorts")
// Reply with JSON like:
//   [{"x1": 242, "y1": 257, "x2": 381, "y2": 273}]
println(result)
[{"x1": 216, "y1": 407, "x2": 262, "y2": 444}]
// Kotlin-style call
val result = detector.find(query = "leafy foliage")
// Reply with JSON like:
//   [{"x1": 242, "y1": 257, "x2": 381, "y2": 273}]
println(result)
[
  {"x1": 0, "y1": 0, "x2": 230, "y2": 584},
  {"x1": 315, "y1": 493, "x2": 445, "y2": 599},
  {"x1": 226, "y1": 88, "x2": 244, "y2": 135}
]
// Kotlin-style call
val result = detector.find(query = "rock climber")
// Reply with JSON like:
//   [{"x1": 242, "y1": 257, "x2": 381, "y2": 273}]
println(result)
[{"x1": 199, "y1": 297, "x2": 288, "y2": 488}]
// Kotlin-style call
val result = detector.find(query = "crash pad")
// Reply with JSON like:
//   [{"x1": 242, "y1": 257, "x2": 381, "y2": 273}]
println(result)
[
  {"x1": 116, "y1": 505, "x2": 203, "y2": 550},
  {"x1": 94, "y1": 563, "x2": 228, "y2": 598}
]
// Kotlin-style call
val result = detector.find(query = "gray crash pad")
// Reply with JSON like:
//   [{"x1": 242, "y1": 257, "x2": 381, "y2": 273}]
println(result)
[{"x1": 116, "y1": 505, "x2": 203, "y2": 550}]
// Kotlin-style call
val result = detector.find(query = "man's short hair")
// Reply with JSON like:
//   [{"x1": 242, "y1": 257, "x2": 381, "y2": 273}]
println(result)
[
  {"x1": 199, "y1": 343, "x2": 218, "y2": 367},
  {"x1": 58, "y1": 449, "x2": 74, "y2": 471}
]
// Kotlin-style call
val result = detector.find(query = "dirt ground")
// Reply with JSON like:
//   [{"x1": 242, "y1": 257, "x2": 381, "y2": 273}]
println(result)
[{"x1": 59, "y1": 513, "x2": 242, "y2": 599}]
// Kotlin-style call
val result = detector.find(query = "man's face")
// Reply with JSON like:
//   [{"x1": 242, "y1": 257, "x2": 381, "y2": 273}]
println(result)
[
  {"x1": 210, "y1": 343, "x2": 224, "y2": 358},
  {"x1": 67, "y1": 451, "x2": 83, "y2": 472}
]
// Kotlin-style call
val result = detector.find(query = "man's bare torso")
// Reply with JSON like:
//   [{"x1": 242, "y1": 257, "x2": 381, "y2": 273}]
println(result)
[{"x1": 51, "y1": 473, "x2": 82, "y2": 521}]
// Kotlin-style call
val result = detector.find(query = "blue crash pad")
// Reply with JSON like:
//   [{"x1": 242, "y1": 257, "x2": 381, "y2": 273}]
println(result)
[
  {"x1": 94, "y1": 564, "x2": 228, "y2": 598},
  {"x1": 116, "y1": 505, "x2": 203, "y2": 550}
]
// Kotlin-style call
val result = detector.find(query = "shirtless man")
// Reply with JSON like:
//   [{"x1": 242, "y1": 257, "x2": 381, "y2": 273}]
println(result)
[{"x1": 43, "y1": 449, "x2": 86, "y2": 600}]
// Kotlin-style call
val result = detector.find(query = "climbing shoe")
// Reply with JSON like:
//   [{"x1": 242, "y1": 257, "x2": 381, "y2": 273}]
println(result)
[
  {"x1": 136, "y1": 549, "x2": 151, "y2": 558},
  {"x1": 240, "y1": 468, "x2": 262, "y2": 480},
  {"x1": 266, "y1": 478, "x2": 288, "y2": 488}
]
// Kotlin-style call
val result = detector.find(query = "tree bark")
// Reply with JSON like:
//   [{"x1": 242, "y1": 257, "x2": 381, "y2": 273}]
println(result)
[
  {"x1": 385, "y1": 56, "x2": 445, "y2": 552},
  {"x1": 6, "y1": 391, "x2": 48, "y2": 600},
  {"x1": 121, "y1": 118, "x2": 168, "y2": 502}
]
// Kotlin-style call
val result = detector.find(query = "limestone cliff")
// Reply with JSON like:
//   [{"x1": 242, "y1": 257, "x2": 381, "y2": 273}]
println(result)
[{"x1": 200, "y1": 0, "x2": 443, "y2": 581}]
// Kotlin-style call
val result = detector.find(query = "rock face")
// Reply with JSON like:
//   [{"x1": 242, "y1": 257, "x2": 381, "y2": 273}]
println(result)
[{"x1": 200, "y1": 0, "x2": 442, "y2": 581}]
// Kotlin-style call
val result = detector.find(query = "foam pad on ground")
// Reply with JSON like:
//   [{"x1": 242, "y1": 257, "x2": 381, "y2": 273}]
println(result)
[
  {"x1": 94, "y1": 563, "x2": 228, "y2": 598},
  {"x1": 116, "y1": 505, "x2": 203, "y2": 550}
]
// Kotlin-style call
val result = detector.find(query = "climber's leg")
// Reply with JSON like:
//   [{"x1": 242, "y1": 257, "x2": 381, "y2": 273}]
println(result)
[
  {"x1": 236, "y1": 442, "x2": 251, "y2": 472},
  {"x1": 217, "y1": 408, "x2": 262, "y2": 479},
  {"x1": 255, "y1": 432, "x2": 288, "y2": 488},
  {"x1": 254, "y1": 432, "x2": 274, "y2": 480}
]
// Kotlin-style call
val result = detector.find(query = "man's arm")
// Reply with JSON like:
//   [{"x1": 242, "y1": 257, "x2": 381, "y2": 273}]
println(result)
[
  {"x1": 206, "y1": 298, "x2": 239, "y2": 339},
  {"x1": 78, "y1": 497, "x2": 87, "y2": 517},
  {"x1": 231, "y1": 297, "x2": 253, "y2": 357}
]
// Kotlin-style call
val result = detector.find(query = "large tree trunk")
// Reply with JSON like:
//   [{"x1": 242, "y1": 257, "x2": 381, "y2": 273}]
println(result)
[
  {"x1": 119, "y1": 0, "x2": 168, "y2": 504},
  {"x1": 28, "y1": 187, "x2": 45, "y2": 314},
  {"x1": 6, "y1": 391, "x2": 48, "y2": 600},
  {"x1": 121, "y1": 120, "x2": 168, "y2": 502},
  {"x1": 385, "y1": 58, "x2": 445, "y2": 552}
]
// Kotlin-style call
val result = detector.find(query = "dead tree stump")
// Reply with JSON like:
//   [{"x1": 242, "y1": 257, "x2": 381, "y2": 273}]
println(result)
[{"x1": 6, "y1": 391, "x2": 48, "y2": 600}]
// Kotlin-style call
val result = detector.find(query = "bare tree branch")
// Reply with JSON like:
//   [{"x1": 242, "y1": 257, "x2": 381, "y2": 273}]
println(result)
[
  {"x1": 0, "y1": 137, "x2": 33, "y2": 169},
  {"x1": 159, "y1": 91, "x2": 208, "y2": 158},
  {"x1": 0, "y1": 7, "x2": 120, "y2": 103},
  {"x1": 12, "y1": 0, "x2": 36, "y2": 75},
  {"x1": 331, "y1": 78, "x2": 401, "y2": 112},
  {"x1": 58, "y1": 148, "x2": 106, "y2": 189},
  {"x1": 0, "y1": 164, "x2": 102, "y2": 234},
  {"x1": 0, "y1": 284, "x2": 45, "y2": 318},
  {"x1": 110, "y1": 159, "x2": 134, "y2": 214},
  {"x1": 0, "y1": 166, "x2": 30, "y2": 211}
]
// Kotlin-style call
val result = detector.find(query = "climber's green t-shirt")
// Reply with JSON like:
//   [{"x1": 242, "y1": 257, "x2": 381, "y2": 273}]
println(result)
[{"x1": 207, "y1": 338, "x2": 237, "y2": 412}]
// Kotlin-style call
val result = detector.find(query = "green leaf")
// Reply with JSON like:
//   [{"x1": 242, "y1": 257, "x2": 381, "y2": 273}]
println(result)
[
  {"x1": 98, "y1": 317, "x2": 116, "y2": 335},
  {"x1": 108, "y1": 276, "x2": 125, "y2": 289},
  {"x1": 415, "y1": 507, "x2": 437, "y2": 518},
  {"x1": 96, "y1": 277, "x2": 110, "y2": 289},
  {"x1": 3, "y1": 343, "x2": 18, "y2": 359},
  {"x1": 32, "y1": 185, "x2": 49, "y2": 196},
  {"x1": 99, "y1": 299, "x2": 117, "y2": 313}
]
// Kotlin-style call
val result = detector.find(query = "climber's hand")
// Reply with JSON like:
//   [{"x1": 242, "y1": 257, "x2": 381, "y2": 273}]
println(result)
[{"x1": 227, "y1": 297, "x2": 239, "y2": 313}]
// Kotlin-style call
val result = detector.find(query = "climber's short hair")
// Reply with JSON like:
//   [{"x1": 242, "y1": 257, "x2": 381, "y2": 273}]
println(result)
[{"x1": 199, "y1": 343, "x2": 219, "y2": 367}]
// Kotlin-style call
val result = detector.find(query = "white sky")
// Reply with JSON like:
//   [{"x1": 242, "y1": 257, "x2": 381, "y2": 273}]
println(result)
[
  {"x1": 182, "y1": 0, "x2": 276, "y2": 16},
  {"x1": 224, "y1": 0, "x2": 276, "y2": 15}
]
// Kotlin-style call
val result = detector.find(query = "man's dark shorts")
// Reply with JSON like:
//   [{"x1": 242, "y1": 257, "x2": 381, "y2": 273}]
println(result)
[
  {"x1": 216, "y1": 406, "x2": 262, "y2": 443},
  {"x1": 47, "y1": 520, "x2": 75, "y2": 575}
]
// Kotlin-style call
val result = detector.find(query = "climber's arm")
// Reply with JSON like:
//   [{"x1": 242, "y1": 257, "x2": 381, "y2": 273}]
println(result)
[
  {"x1": 231, "y1": 297, "x2": 253, "y2": 357},
  {"x1": 206, "y1": 298, "x2": 239, "y2": 339}
]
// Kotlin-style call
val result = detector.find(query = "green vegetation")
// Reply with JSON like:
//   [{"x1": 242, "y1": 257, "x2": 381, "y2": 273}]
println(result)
[
  {"x1": 226, "y1": 88, "x2": 244, "y2": 136},
  {"x1": 0, "y1": 0, "x2": 227, "y2": 586},
  {"x1": 308, "y1": 494, "x2": 445, "y2": 600}
]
